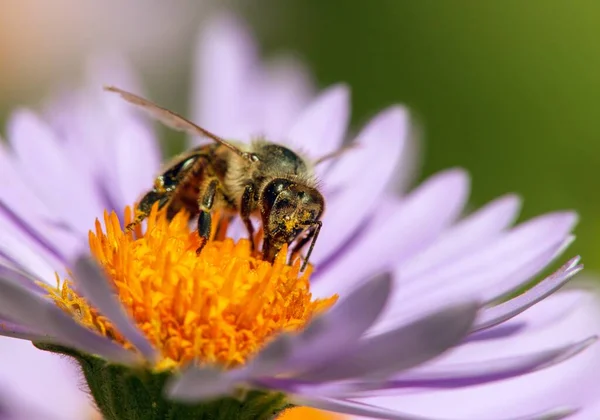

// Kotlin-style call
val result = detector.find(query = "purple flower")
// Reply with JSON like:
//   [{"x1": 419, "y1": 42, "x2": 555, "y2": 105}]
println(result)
[{"x1": 0, "y1": 12, "x2": 598, "y2": 420}]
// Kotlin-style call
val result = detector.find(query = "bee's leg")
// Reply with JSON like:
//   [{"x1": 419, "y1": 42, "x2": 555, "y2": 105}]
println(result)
[
  {"x1": 196, "y1": 179, "x2": 219, "y2": 255},
  {"x1": 126, "y1": 190, "x2": 169, "y2": 231},
  {"x1": 240, "y1": 184, "x2": 256, "y2": 252},
  {"x1": 213, "y1": 214, "x2": 233, "y2": 241},
  {"x1": 290, "y1": 221, "x2": 322, "y2": 271}
]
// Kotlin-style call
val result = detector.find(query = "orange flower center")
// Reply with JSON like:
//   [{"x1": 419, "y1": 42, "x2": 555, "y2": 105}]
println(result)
[
  {"x1": 43, "y1": 206, "x2": 337, "y2": 370},
  {"x1": 279, "y1": 407, "x2": 345, "y2": 420}
]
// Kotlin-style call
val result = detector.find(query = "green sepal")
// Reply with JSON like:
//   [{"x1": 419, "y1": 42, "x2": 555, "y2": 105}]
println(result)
[{"x1": 35, "y1": 342, "x2": 291, "y2": 420}]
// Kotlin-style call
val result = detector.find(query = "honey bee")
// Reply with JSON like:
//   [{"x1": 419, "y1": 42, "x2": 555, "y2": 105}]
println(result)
[{"x1": 105, "y1": 86, "x2": 347, "y2": 270}]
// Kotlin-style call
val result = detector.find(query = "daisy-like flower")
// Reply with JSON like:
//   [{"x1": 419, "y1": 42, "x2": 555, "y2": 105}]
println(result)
[{"x1": 0, "y1": 13, "x2": 599, "y2": 420}]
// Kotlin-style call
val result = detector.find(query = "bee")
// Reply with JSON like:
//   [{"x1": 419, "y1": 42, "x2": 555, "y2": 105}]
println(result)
[{"x1": 105, "y1": 86, "x2": 348, "y2": 270}]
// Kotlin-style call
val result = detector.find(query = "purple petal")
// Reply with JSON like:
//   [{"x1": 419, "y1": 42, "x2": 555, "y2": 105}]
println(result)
[
  {"x1": 353, "y1": 290, "x2": 600, "y2": 420},
  {"x1": 0, "y1": 202, "x2": 76, "y2": 270},
  {"x1": 253, "y1": 273, "x2": 392, "y2": 372},
  {"x1": 261, "y1": 57, "x2": 314, "y2": 139},
  {"x1": 293, "y1": 396, "x2": 576, "y2": 420},
  {"x1": 0, "y1": 142, "x2": 53, "y2": 221},
  {"x1": 481, "y1": 238, "x2": 574, "y2": 303},
  {"x1": 167, "y1": 366, "x2": 232, "y2": 403},
  {"x1": 374, "y1": 240, "x2": 571, "y2": 336},
  {"x1": 113, "y1": 117, "x2": 161, "y2": 207},
  {"x1": 378, "y1": 212, "x2": 577, "y2": 327},
  {"x1": 400, "y1": 194, "x2": 521, "y2": 280},
  {"x1": 474, "y1": 257, "x2": 582, "y2": 331},
  {"x1": 293, "y1": 301, "x2": 478, "y2": 382},
  {"x1": 84, "y1": 52, "x2": 145, "y2": 96},
  {"x1": 0, "y1": 272, "x2": 137, "y2": 365},
  {"x1": 314, "y1": 169, "x2": 469, "y2": 299},
  {"x1": 361, "y1": 337, "x2": 596, "y2": 390},
  {"x1": 313, "y1": 107, "x2": 408, "y2": 267},
  {"x1": 168, "y1": 274, "x2": 392, "y2": 400},
  {"x1": 0, "y1": 144, "x2": 80, "y2": 269},
  {"x1": 499, "y1": 290, "x2": 585, "y2": 332},
  {"x1": 355, "y1": 396, "x2": 577, "y2": 420},
  {"x1": 191, "y1": 12, "x2": 260, "y2": 140},
  {"x1": 387, "y1": 118, "x2": 421, "y2": 194},
  {"x1": 43, "y1": 92, "x2": 114, "y2": 206},
  {"x1": 7, "y1": 110, "x2": 104, "y2": 235},
  {"x1": 409, "y1": 211, "x2": 575, "y2": 292},
  {"x1": 0, "y1": 318, "x2": 52, "y2": 342},
  {"x1": 72, "y1": 256, "x2": 158, "y2": 362},
  {"x1": 0, "y1": 337, "x2": 92, "y2": 419},
  {"x1": 0, "y1": 221, "x2": 57, "y2": 282},
  {"x1": 466, "y1": 323, "x2": 526, "y2": 342},
  {"x1": 0, "y1": 264, "x2": 47, "y2": 296},
  {"x1": 284, "y1": 84, "x2": 349, "y2": 161}
]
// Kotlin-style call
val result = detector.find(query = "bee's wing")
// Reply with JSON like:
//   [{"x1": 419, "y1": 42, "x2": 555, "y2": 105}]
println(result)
[{"x1": 105, "y1": 86, "x2": 250, "y2": 160}]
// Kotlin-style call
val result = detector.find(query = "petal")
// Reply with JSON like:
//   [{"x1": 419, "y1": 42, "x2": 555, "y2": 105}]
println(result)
[
  {"x1": 168, "y1": 274, "x2": 393, "y2": 401},
  {"x1": 290, "y1": 396, "x2": 442, "y2": 420},
  {"x1": 191, "y1": 12, "x2": 260, "y2": 140},
  {"x1": 375, "y1": 239, "x2": 572, "y2": 336},
  {"x1": 0, "y1": 143, "x2": 80, "y2": 259},
  {"x1": 261, "y1": 57, "x2": 314, "y2": 139},
  {"x1": 254, "y1": 273, "x2": 392, "y2": 372},
  {"x1": 0, "y1": 264, "x2": 48, "y2": 296},
  {"x1": 167, "y1": 366, "x2": 233, "y2": 402},
  {"x1": 387, "y1": 118, "x2": 421, "y2": 194},
  {"x1": 363, "y1": 337, "x2": 595, "y2": 390},
  {"x1": 0, "y1": 213, "x2": 64, "y2": 281},
  {"x1": 400, "y1": 194, "x2": 522, "y2": 280},
  {"x1": 481, "y1": 238, "x2": 574, "y2": 303},
  {"x1": 113, "y1": 117, "x2": 161, "y2": 206},
  {"x1": 382, "y1": 212, "x2": 577, "y2": 322},
  {"x1": 293, "y1": 396, "x2": 576, "y2": 420},
  {"x1": 8, "y1": 110, "x2": 104, "y2": 235},
  {"x1": 0, "y1": 272, "x2": 137, "y2": 365},
  {"x1": 284, "y1": 84, "x2": 349, "y2": 160},
  {"x1": 469, "y1": 290, "x2": 586, "y2": 344},
  {"x1": 293, "y1": 301, "x2": 478, "y2": 382},
  {"x1": 84, "y1": 52, "x2": 145, "y2": 96},
  {"x1": 313, "y1": 107, "x2": 408, "y2": 266},
  {"x1": 0, "y1": 201, "x2": 79, "y2": 269},
  {"x1": 313, "y1": 169, "x2": 469, "y2": 299},
  {"x1": 0, "y1": 337, "x2": 91, "y2": 419},
  {"x1": 72, "y1": 256, "x2": 158, "y2": 362},
  {"x1": 0, "y1": 318, "x2": 51, "y2": 342},
  {"x1": 474, "y1": 257, "x2": 582, "y2": 331},
  {"x1": 367, "y1": 291, "x2": 600, "y2": 420},
  {"x1": 44, "y1": 91, "x2": 115, "y2": 201},
  {"x1": 466, "y1": 323, "x2": 526, "y2": 342},
  {"x1": 0, "y1": 142, "x2": 53, "y2": 222}
]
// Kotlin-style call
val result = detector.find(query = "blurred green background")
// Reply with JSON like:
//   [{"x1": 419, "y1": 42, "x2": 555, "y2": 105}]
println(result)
[{"x1": 1, "y1": 1, "x2": 599, "y2": 271}]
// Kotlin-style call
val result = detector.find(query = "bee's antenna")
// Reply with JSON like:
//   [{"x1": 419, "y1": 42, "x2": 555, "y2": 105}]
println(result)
[
  {"x1": 314, "y1": 143, "x2": 358, "y2": 165},
  {"x1": 104, "y1": 86, "x2": 258, "y2": 163}
]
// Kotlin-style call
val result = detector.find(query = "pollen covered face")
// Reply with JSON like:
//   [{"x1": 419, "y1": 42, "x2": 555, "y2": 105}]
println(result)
[{"x1": 42, "y1": 206, "x2": 337, "y2": 370}]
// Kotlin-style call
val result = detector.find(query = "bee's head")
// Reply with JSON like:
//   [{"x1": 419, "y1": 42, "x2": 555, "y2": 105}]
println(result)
[{"x1": 260, "y1": 178, "x2": 324, "y2": 246}]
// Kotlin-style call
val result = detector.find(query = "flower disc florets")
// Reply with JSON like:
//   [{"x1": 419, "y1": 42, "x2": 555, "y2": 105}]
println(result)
[{"x1": 42, "y1": 206, "x2": 337, "y2": 370}]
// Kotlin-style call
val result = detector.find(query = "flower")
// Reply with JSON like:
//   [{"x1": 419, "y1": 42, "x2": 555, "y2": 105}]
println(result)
[{"x1": 0, "y1": 12, "x2": 599, "y2": 420}]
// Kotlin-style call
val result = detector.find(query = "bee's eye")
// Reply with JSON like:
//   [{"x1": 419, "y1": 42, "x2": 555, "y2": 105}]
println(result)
[{"x1": 276, "y1": 197, "x2": 292, "y2": 209}]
